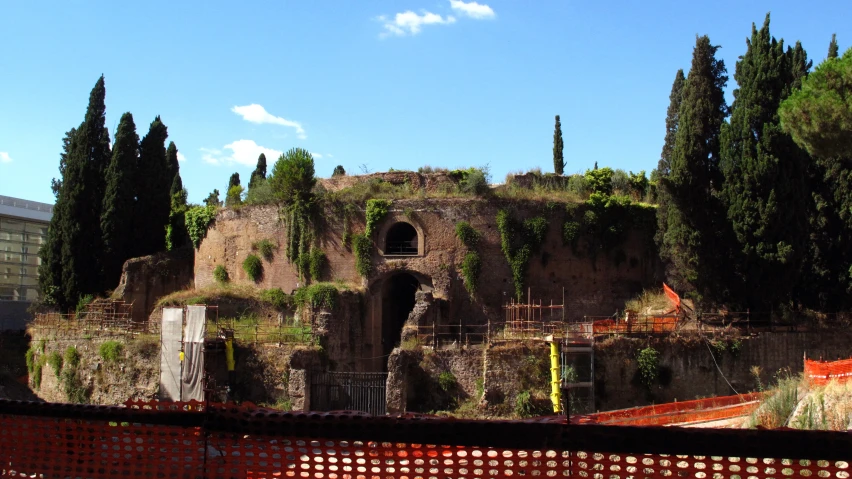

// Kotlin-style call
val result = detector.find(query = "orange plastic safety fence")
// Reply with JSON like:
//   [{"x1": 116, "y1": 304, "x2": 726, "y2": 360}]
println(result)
[
  {"x1": 804, "y1": 358, "x2": 852, "y2": 385},
  {"x1": 592, "y1": 317, "x2": 678, "y2": 334},
  {"x1": 575, "y1": 392, "x2": 764, "y2": 426},
  {"x1": 2, "y1": 399, "x2": 852, "y2": 478}
]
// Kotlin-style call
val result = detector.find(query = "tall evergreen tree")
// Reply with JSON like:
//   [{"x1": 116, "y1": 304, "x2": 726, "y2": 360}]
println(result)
[
  {"x1": 39, "y1": 130, "x2": 78, "y2": 306},
  {"x1": 50, "y1": 128, "x2": 76, "y2": 198},
  {"x1": 100, "y1": 112, "x2": 139, "y2": 289},
  {"x1": 553, "y1": 115, "x2": 564, "y2": 175},
  {"x1": 228, "y1": 172, "x2": 241, "y2": 190},
  {"x1": 248, "y1": 153, "x2": 267, "y2": 190},
  {"x1": 720, "y1": 14, "x2": 812, "y2": 309},
  {"x1": 655, "y1": 69, "x2": 686, "y2": 252},
  {"x1": 166, "y1": 172, "x2": 189, "y2": 250},
  {"x1": 166, "y1": 141, "x2": 180, "y2": 181},
  {"x1": 204, "y1": 189, "x2": 222, "y2": 207},
  {"x1": 828, "y1": 33, "x2": 839, "y2": 59},
  {"x1": 57, "y1": 76, "x2": 112, "y2": 307},
  {"x1": 658, "y1": 36, "x2": 729, "y2": 303},
  {"x1": 133, "y1": 116, "x2": 170, "y2": 257}
]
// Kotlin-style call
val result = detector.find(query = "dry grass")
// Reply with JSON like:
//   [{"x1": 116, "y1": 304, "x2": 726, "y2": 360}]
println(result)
[
  {"x1": 790, "y1": 380, "x2": 852, "y2": 431},
  {"x1": 624, "y1": 289, "x2": 673, "y2": 315},
  {"x1": 156, "y1": 283, "x2": 264, "y2": 308}
]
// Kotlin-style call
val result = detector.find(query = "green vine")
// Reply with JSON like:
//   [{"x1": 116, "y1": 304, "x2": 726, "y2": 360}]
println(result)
[
  {"x1": 213, "y1": 265, "x2": 229, "y2": 283},
  {"x1": 252, "y1": 239, "x2": 278, "y2": 261},
  {"x1": 496, "y1": 210, "x2": 547, "y2": 299},
  {"x1": 455, "y1": 221, "x2": 480, "y2": 248},
  {"x1": 637, "y1": 346, "x2": 660, "y2": 389},
  {"x1": 353, "y1": 233, "x2": 373, "y2": 277},
  {"x1": 185, "y1": 204, "x2": 218, "y2": 248},
  {"x1": 461, "y1": 252, "x2": 481, "y2": 297},
  {"x1": 365, "y1": 199, "x2": 391, "y2": 237},
  {"x1": 309, "y1": 248, "x2": 327, "y2": 282}
]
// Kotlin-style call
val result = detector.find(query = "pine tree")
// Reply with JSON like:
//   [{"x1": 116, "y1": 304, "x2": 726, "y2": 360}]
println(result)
[
  {"x1": 248, "y1": 153, "x2": 267, "y2": 190},
  {"x1": 658, "y1": 36, "x2": 729, "y2": 303},
  {"x1": 553, "y1": 115, "x2": 564, "y2": 175},
  {"x1": 720, "y1": 14, "x2": 812, "y2": 308},
  {"x1": 828, "y1": 33, "x2": 838, "y2": 59},
  {"x1": 100, "y1": 112, "x2": 139, "y2": 289},
  {"x1": 58, "y1": 76, "x2": 112, "y2": 307},
  {"x1": 133, "y1": 116, "x2": 170, "y2": 257}
]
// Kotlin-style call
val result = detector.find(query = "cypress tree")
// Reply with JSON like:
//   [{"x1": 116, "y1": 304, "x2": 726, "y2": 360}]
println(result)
[
  {"x1": 720, "y1": 14, "x2": 812, "y2": 309},
  {"x1": 166, "y1": 141, "x2": 179, "y2": 181},
  {"x1": 204, "y1": 189, "x2": 222, "y2": 207},
  {"x1": 828, "y1": 33, "x2": 838, "y2": 59},
  {"x1": 553, "y1": 115, "x2": 564, "y2": 175},
  {"x1": 655, "y1": 69, "x2": 686, "y2": 251},
  {"x1": 100, "y1": 112, "x2": 139, "y2": 289},
  {"x1": 166, "y1": 172, "x2": 189, "y2": 250},
  {"x1": 658, "y1": 36, "x2": 729, "y2": 303},
  {"x1": 133, "y1": 116, "x2": 170, "y2": 257},
  {"x1": 39, "y1": 130, "x2": 78, "y2": 306},
  {"x1": 228, "y1": 172, "x2": 241, "y2": 190},
  {"x1": 248, "y1": 153, "x2": 267, "y2": 190},
  {"x1": 58, "y1": 76, "x2": 112, "y2": 307}
]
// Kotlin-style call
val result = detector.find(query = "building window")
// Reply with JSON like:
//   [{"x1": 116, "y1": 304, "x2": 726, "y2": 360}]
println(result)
[{"x1": 385, "y1": 222, "x2": 419, "y2": 256}]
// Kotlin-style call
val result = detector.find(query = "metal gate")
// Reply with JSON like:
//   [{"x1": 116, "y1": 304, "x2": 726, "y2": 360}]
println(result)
[{"x1": 310, "y1": 371, "x2": 388, "y2": 416}]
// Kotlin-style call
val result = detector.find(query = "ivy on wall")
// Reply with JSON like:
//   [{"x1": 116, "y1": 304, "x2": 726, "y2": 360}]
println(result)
[
  {"x1": 185, "y1": 205, "x2": 218, "y2": 248},
  {"x1": 353, "y1": 233, "x2": 373, "y2": 277},
  {"x1": 365, "y1": 199, "x2": 391, "y2": 237},
  {"x1": 561, "y1": 194, "x2": 656, "y2": 261},
  {"x1": 455, "y1": 221, "x2": 482, "y2": 297},
  {"x1": 496, "y1": 210, "x2": 548, "y2": 299}
]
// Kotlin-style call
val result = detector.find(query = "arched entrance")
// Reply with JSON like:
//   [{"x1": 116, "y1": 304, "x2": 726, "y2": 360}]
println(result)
[{"x1": 381, "y1": 272, "x2": 421, "y2": 361}]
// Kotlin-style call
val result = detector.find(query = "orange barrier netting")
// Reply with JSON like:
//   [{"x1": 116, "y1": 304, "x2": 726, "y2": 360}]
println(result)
[
  {"x1": 573, "y1": 392, "x2": 764, "y2": 427},
  {"x1": 804, "y1": 357, "x2": 852, "y2": 386},
  {"x1": 592, "y1": 316, "x2": 679, "y2": 334},
  {"x1": 1, "y1": 399, "x2": 851, "y2": 478}
]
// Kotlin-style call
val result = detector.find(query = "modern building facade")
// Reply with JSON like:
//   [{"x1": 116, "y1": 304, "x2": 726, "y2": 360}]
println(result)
[{"x1": 0, "y1": 195, "x2": 53, "y2": 329}]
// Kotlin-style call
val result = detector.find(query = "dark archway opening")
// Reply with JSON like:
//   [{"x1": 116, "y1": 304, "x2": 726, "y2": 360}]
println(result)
[
  {"x1": 385, "y1": 222, "x2": 418, "y2": 255},
  {"x1": 381, "y1": 272, "x2": 420, "y2": 365}
]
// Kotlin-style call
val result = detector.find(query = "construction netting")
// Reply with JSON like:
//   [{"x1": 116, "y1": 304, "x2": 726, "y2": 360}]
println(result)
[
  {"x1": 804, "y1": 358, "x2": 852, "y2": 386},
  {"x1": 573, "y1": 392, "x2": 764, "y2": 427},
  {"x1": 1, "y1": 398, "x2": 851, "y2": 478},
  {"x1": 591, "y1": 316, "x2": 679, "y2": 334}
]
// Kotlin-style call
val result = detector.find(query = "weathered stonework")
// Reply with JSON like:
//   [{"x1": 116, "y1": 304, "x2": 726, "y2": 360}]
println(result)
[
  {"x1": 114, "y1": 248, "x2": 194, "y2": 323},
  {"x1": 196, "y1": 199, "x2": 662, "y2": 371}
]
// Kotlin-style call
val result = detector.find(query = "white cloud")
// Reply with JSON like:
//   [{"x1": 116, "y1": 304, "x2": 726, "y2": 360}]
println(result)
[
  {"x1": 311, "y1": 152, "x2": 323, "y2": 159},
  {"x1": 378, "y1": 11, "x2": 456, "y2": 37},
  {"x1": 449, "y1": 0, "x2": 495, "y2": 19},
  {"x1": 200, "y1": 141, "x2": 282, "y2": 167},
  {"x1": 0, "y1": 152, "x2": 11, "y2": 163},
  {"x1": 177, "y1": 152, "x2": 187, "y2": 163},
  {"x1": 231, "y1": 104, "x2": 306, "y2": 139}
]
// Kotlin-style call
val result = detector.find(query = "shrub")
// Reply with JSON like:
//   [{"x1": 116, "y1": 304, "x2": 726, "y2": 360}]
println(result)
[
  {"x1": 584, "y1": 167, "x2": 614, "y2": 195},
  {"x1": 252, "y1": 239, "x2": 277, "y2": 261},
  {"x1": 514, "y1": 390, "x2": 534, "y2": 418},
  {"x1": 260, "y1": 288, "x2": 290, "y2": 310},
  {"x1": 245, "y1": 178, "x2": 275, "y2": 205},
  {"x1": 455, "y1": 221, "x2": 480, "y2": 248},
  {"x1": 475, "y1": 378, "x2": 484, "y2": 399},
  {"x1": 213, "y1": 265, "x2": 229, "y2": 283},
  {"x1": 332, "y1": 165, "x2": 346, "y2": 177},
  {"x1": 294, "y1": 283, "x2": 339, "y2": 310},
  {"x1": 365, "y1": 199, "x2": 391, "y2": 237},
  {"x1": 225, "y1": 184, "x2": 244, "y2": 207},
  {"x1": 438, "y1": 371, "x2": 457, "y2": 392},
  {"x1": 353, "y1": 234, "x2": 373, "y2": 277},
  {"x1": 76, "y1": 294, "x2": 94, "y2": 314},
  {"x1": 32, "y1": 358, "x2": 44, "y2": 390},
  {"x1": 47, "y1": 351, "x2": 63, "y2": 376},
  {"x1": 611, "y1": 168, "x2": 629, "y2": 193},
  {"x1": 185, "y1": 204, "x2": 218, "y2": 248},
  {"x1": 243, "y1": 254, "x2": 263, "y2": 282},
  {"x1": 64, "y1": 346, "x2": 81, "y2": 369},
  {"x1": 567, "y1": 174, "x2": 588, "y2": 197},
  {"x1": 460, "y1": 168, "x2": 489, "y2": 196},
  {"x1": 25, "y1": 348, "x2": 36, "y2": 374},
  {"x1": 309, "y1": 249, "x2": 326, "y2": 282},
  {"x1": 637, "y1": 347, "x2": 660, "y2": 388},
  {"x1": 99, "y1": 341, "x2": 124, "y2": 363},
  {"x1": 61, "y1": 369, "x2": 87, "y2": 404}
]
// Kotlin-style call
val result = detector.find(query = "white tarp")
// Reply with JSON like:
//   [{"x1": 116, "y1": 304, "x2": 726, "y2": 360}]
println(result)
[
  {"x1": 159, "y1": 307, "x2": 183, "y2": 401},
  {"x1": 181, "y1": 305, "x2": 206, "y2": 401}
]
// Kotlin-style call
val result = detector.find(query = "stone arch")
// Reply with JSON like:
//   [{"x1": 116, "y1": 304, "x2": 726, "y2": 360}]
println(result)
[
  {"x1": 364, "y1": 270, "x2": 434, "y2": 371},
  {"x1": 376, "y1": 216, "x2": 425, "y2": 257}
]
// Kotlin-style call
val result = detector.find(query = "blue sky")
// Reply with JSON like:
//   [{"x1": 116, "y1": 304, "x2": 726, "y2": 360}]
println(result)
[{"x1": 1, "y1": 0, "x2": 849, "y2": 204}]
